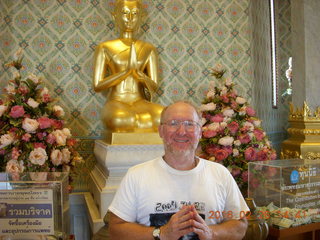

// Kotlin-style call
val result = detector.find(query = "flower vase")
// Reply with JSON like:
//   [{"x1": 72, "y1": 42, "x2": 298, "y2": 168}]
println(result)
[{"x1": 243, "y1": 198, "x2": 269, "y2": 240}]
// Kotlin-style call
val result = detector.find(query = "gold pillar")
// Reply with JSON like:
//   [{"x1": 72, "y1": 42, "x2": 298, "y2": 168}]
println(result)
[{"x1": 281, "y1": 102, "x2": 320, "y2": 159}]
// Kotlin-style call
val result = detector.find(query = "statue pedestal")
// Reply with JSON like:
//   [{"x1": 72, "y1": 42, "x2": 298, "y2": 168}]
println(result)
[{"x1": 86, "y1": 139, "x2": 164, "y2": 234}]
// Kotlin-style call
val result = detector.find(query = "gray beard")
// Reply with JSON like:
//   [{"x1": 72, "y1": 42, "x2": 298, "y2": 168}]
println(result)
[{"x1": 165, "y1": 144, "x2": 195, "y2": 158}]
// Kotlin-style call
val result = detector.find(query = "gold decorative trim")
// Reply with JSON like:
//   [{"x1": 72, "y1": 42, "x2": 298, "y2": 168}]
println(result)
[
  {"x1": 304, "y1": 152, "x2": 320, "y2": 160},
  {"x1": 280, "y1": 149, "x2": 301, "y2": 159},
  {"x1": 287, "y1": 128, "x2": 320, "y2": 136},
  {"x1": 289, "y1": 101, "x2": 320, "y2": 121}
]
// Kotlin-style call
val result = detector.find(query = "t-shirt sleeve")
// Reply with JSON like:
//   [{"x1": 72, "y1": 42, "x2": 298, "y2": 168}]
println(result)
[
  {"x1": 223, "y1": 168, "x2": 249, "y2": 220},
  {"x1": 108, "y1": 169, "x2": 137, "y2": 222}
]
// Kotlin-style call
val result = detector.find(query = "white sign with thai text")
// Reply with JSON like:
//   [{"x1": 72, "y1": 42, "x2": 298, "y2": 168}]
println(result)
[{"x1": 0, "y1": 189, "x2": 54, "y2": 236}]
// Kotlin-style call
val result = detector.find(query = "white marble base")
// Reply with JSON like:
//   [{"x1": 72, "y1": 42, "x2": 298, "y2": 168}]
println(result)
[{"x1": 88, "y1": 140, "x2": 164, "y2": 233}]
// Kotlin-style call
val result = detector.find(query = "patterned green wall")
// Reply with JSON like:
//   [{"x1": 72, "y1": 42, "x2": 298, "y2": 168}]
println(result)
[{"x1": 0, "y1": 0, "x2": 253, "y2": 138}]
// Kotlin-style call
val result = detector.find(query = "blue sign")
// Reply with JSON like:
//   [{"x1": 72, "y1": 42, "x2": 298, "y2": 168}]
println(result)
[{"x1": 290, "y1": 170, "x2": 299, "y2": 184}]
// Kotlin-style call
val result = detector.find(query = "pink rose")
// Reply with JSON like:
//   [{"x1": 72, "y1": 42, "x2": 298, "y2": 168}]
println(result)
[
  {"x1": 231, "y1": 167, "x2": 241, "y2": 177},
  {"x1": 38, "y1": 117, "x2": 53, "y2": 129},
  {"x1": 227, "y1": 91, "x2": 236, "y2": 98},
  {"x1": 46, "y1": 134, "x2": 56, "y2": 145},
  {"x1": 203, "y1": 130, "x2": 217, "y2": 138},
  {"x1": 9, "y1": 105, "x2": 25, "y2": 118},
  {"x1": 205, "y1": 144, "x2": 220, "y2": 155},
  {"x1": 17, "y1": 85, "x2": 29, "y2": 95},
  {"x1": 244, "y1": 147, "x2": 256, "y2": 161},
  {"x1": 9, "y1": 127, "x2": 18, "y2": 134},
  {"x1": 220, "y1": 95, "x2": 229, "y2": 103},
  {"x1": 34, "y1": 142, "x2": 46, "y2": 149},
  {"x1": 11, "y1": 147, "x2": 20, "y2": 160},
  {"x1": 42, "y1": 93, "x2": 50, "y2": 102},
  {"x1": 227, "y1": 121, "x2": 239, "y2": 135},
  {"x1": 246, "y1": 107, "x2": 256, "y2": 116},
  {"x1": 256, "y1": 148, "x2": 271, "y2": 161},
  {"x1": 40, "y1": 87, "x2": 51, "y2": 103},
  {"x1": 214, "y1": 149, "x2": 229, "y2": 162},
  {"x1": 241, "y1": 171, "x2": 249, "y2": 183},
  {"x1": 242, "y1": 122, "x2": 254, "y2": 132},
  {"x1": 37, "y1": 132, "x2": 47, "y2": 140},
  {"x1": 238, "y1": 134, "x2": 251, "y2": 144},
  {"x1": 254, "y1": 129, "x2": 265, "y2": 141},
  {"x1": 22, "y1": 133, "x2": 32, "y2": 142},
  {"x1": 223, "y1": 146, "x2": 233, "y2": 155},
  {"x1": 230, "y1": 100, "x2": 238, "y2": 110},
  {"x1": 52, "y1": 120, "x2": 63, "y2": 129},
  {"x1": 210, "y1": 114, "x2": 224, "y2": 123}
]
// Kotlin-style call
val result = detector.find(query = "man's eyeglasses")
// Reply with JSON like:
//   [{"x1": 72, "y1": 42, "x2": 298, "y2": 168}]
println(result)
[{"x1": 161, "y1": 120, "x2": 200, "y2": 132}]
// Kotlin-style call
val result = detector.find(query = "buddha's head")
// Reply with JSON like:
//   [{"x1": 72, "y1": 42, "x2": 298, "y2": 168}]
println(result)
[{"x1": 113, "y1": 0, "x2": 144, "y2": 33}]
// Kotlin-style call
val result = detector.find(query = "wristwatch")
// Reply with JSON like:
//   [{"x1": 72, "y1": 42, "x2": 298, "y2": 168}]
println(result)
[{"x1": 152, "y1": 227, "x2": 161, "y2": 240}]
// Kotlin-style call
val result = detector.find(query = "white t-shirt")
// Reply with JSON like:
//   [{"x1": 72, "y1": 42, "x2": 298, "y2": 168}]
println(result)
[{"x1": 109, "y1": 157, "x2": 249, "y2": 228}]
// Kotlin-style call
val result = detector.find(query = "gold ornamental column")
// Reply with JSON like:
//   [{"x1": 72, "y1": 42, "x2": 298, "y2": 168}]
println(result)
[
  {"x1": 281, "y1": 0, "x2": 320, "y2": 159},
  {"x1": 281, "y1": 102, "x2": 320, "y2": 159}
]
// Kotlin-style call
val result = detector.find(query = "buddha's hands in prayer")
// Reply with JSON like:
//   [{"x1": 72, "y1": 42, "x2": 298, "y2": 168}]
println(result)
[{"x1": 126, "y1": 43, "x2": 157, "y2": 92}]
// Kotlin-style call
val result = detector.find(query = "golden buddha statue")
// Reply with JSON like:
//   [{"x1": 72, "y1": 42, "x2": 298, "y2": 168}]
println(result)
[{"x1": 93, "y1": 0, "x2": 163, "y2": 134}]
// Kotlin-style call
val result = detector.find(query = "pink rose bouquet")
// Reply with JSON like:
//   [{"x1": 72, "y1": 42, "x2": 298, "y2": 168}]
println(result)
[
  {"x1": 0, "y1": 49, "x2": 84, "y2": 189},
  {"x1": 198, "y1": 65, "x2": 276, "y2": 196}
]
